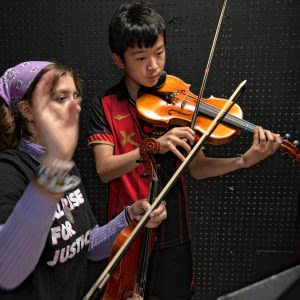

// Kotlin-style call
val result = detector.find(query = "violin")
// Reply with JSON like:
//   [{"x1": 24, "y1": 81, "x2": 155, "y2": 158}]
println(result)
[
  {"x1": 100, "y1": 138, "x2": 160, "y2": 300},
  {"x1": 136, "y1": 74, "x2": 300, "y2": 163}
]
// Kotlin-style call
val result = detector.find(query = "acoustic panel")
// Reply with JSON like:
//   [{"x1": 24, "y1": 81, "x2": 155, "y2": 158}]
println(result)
[{"x1": 0, "y1": 1, "x2": 299, "y2": 299}]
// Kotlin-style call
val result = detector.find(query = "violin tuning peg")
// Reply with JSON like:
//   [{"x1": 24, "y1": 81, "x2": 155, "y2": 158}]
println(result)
[
  {"x1": 293, "y1": 140, "x2": 299, "y2": 147},
  {"x1": 136, "y1": 158, "x2": 145, "y2": 164},
  {"x1": 284, "y1": 133, "x2": 292, "y2": 140}
]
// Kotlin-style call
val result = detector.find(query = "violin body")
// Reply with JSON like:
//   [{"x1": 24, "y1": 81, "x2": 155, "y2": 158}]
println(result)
[
  {"x1": 101, "y1": 222, "x2": 140, "y2": 300},
  {"x1": 137, "y1": 75, "x2": 243, "y2": 145},
  {"x1": 101, "y1": 222, "x2": 156, "y2": 300},
  {"x1": 137, "y1": 74, "x2": 300, "y2": 162}
]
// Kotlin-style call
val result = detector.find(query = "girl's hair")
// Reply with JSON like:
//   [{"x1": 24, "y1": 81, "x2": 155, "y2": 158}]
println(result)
[
  {"x1": 0, "y1": 100, "x2": 16, "y2": 150},
  {"x1": 109, "y1": 0, "x2": 166, "y2": 60},
  {"x1": 0, "y1": 62, "x2": 83, "y2": 150}
]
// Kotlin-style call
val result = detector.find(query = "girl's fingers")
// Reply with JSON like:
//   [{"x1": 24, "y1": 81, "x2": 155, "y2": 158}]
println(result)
[{"x1": 32, "y1": 70, "x2": 56, "y2": 111}]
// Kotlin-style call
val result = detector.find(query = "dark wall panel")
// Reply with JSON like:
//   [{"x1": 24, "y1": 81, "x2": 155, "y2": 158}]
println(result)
[{"x1": 1, "y1": 1, "x2": 299, "y2": 299}]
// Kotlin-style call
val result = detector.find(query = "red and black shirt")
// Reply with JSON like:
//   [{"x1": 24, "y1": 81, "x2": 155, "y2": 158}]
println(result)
[{"x1": 88, "y1": 78, "x2": 191, "y2": 249}]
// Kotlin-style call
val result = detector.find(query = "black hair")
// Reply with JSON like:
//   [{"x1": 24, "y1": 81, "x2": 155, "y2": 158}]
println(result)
[{"x1": 109, "y1": 0, "x2": 166, "y2": 60}]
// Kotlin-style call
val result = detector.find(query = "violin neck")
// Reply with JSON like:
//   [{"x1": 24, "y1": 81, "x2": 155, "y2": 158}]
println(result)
[
  {"x1": 201, "y1": 102, "x2": 300, "y2": 162},
  {"x1": 135, "y1": 228, "x2": 153, "y2": 293},
  {"x1": 200, "y1": 102, "x2": 256, "y2": 134},
  {"x1": 134, "y1": 176, "x2": 159, "y2": 296}
]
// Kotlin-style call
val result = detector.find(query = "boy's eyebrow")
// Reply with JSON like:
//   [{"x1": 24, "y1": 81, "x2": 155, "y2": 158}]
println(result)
[
  {"x1": 130, "y1": 49, "x2": 148, "y2": 55},
  {"x1": 130, "y1": 44, "x2": 165, "y2": 55}
]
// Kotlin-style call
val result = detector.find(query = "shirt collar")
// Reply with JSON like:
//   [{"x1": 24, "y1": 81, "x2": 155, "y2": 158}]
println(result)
[{"x1": 18, "y1": 139, "x2": 46, "y2": 162}]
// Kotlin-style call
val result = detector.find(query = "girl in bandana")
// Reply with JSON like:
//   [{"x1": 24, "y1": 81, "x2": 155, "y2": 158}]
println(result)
[{"x1": 0, "y1": 61, "x2": 167, "y2": 299}]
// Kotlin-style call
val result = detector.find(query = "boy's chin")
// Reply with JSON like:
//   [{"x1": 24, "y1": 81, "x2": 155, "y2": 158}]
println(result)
[{"x1": 144, "y1": 71, "x2": 167, "y2": 89}]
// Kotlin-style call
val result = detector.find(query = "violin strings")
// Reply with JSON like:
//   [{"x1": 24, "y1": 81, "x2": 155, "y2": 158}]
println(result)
[
  {"x1": 200, "y1": 102, "x2": 256, "y2": 133},
  {"x1": 179, "y1": 93, "x2": 256, "y2": 133},
  {"x1": 135, "y1": 175, "x2": 159, "y2": 297},
  {"x1": 137, "y1": 229, "x2": 152, "y2": 295}
]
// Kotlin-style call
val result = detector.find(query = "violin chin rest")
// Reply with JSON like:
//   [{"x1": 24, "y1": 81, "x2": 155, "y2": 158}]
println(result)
[
  {"x1": 154, "y1": 71, "x2": 167, "y2": 89},
  {"x1": 139, "y1": 71, "x2": 167, "y2": 95}
]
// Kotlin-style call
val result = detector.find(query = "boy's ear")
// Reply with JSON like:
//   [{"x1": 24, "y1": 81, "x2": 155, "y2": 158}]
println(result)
[
  {"x1": 112, "y1": 53, "x2": 125, "y2": 69},
  {"x1": 18, "y1": 100, "x2": 34, "y2": 121}
]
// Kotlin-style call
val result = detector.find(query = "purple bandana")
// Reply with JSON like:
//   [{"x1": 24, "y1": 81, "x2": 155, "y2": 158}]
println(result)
[{"x1": 0, "y1": 61, "x2": 53, "y2": 114}]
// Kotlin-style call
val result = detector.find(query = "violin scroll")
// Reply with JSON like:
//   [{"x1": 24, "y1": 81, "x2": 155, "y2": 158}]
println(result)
[
  {"x1": 280, "y1": 134, "x2": 300, "y2": 164},
  {"x1": 138, "y1": 138, "x2": 160, "y2": 179}
]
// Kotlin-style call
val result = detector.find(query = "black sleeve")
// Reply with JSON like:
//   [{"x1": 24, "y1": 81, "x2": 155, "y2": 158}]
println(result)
[
  {"x1": 88, "y1": 95, "x2": 112, "y2": 137},
  {"x1": 0, "y1": 150, "x2": 36, "y2": 223}
]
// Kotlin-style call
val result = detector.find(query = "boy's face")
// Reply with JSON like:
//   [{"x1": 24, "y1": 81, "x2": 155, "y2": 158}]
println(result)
[{"x1": 115, "y1": 34, "x2": 166, "y2": 93}]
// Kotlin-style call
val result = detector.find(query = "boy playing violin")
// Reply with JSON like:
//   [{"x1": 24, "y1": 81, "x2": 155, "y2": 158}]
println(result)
[{"x1": 88, "y1": 1, "x2": 281, "y2": 299}]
